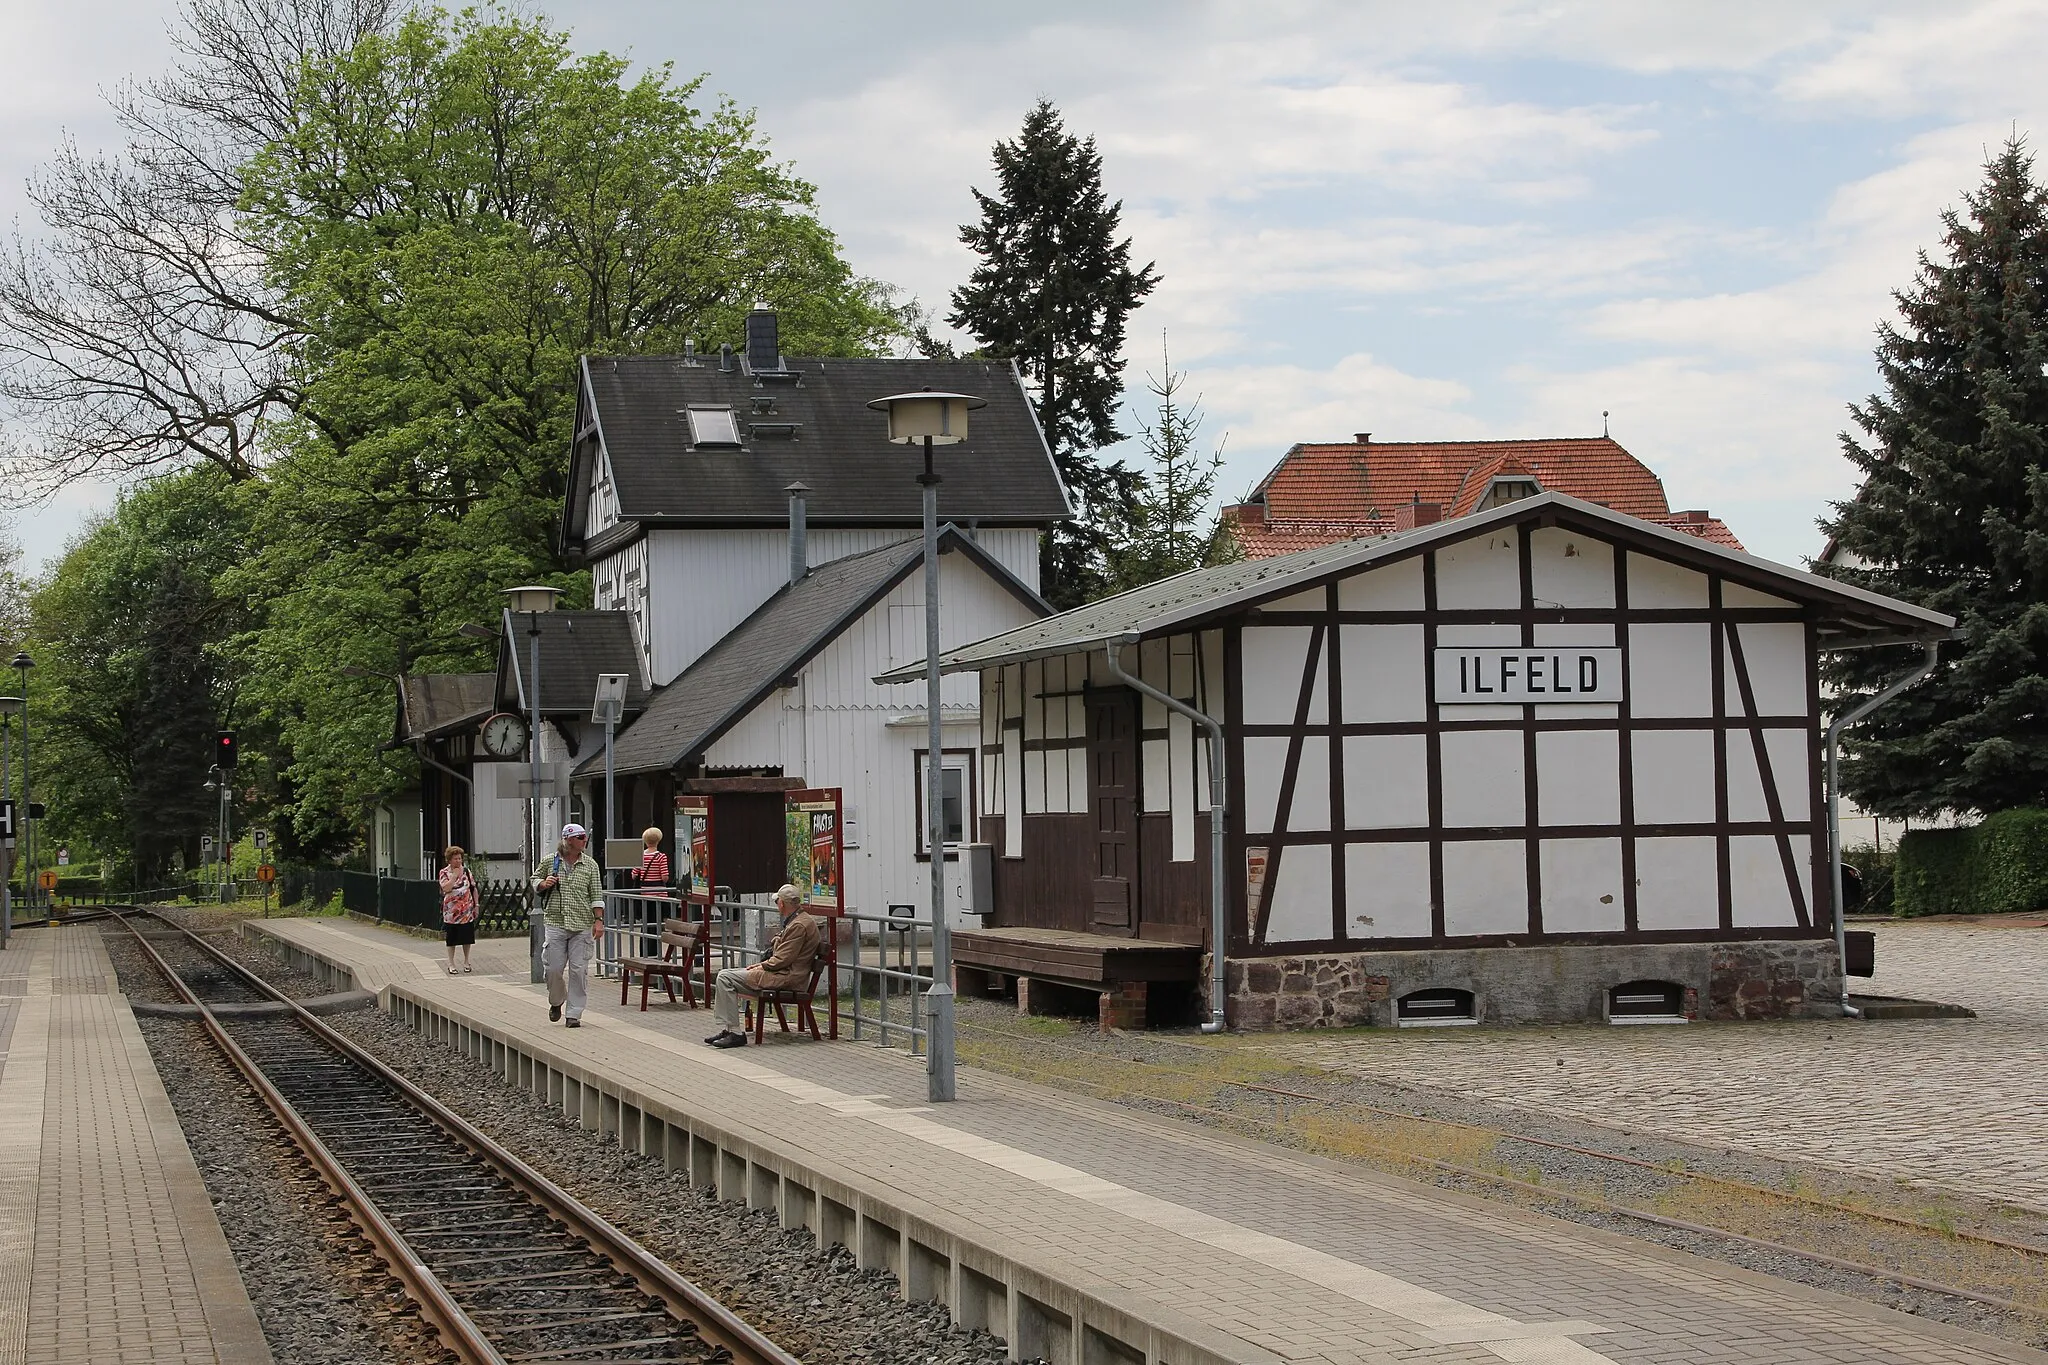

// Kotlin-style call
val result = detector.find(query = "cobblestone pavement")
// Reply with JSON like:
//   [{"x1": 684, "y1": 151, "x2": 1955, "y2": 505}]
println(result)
[{"x1": 1266, "y1": 920, "x2": 2048, "y2": 1213}]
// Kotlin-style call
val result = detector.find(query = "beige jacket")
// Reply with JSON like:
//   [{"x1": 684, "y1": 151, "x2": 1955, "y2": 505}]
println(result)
[{"x1": 745, "y1": 912, "x2": 824, "y2": 992}]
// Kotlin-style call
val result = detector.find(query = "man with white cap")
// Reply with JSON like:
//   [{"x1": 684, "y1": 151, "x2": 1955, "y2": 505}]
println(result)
[
  {"x1": 706, "y1": 883, "x2": 822, "y2": 1048},
  {"x1": 534, "y1": 823, "x2": 605, "y2": 1027}
]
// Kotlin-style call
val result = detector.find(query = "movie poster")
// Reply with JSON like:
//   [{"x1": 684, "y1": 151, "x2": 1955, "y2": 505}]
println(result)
[
  {"x1": 783, "y1": 788, "x2": 843, "y2": 911},
  {"x1": 677, "y1": 795, "x2": 713, "y2": 906}
]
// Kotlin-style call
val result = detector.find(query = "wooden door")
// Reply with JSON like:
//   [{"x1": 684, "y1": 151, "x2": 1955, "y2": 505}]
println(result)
[{"x1": 1087, "y1": 688, "x2": 1141, "y2": 933}]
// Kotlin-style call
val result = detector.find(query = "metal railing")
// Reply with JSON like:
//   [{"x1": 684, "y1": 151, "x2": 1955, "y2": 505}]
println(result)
[
  {"x1": 843, "y1": 907, "x2": 932, "y2": 1053},
  {"x1": 592, "y1": 894, "x2": 934, "y2": 1051}
]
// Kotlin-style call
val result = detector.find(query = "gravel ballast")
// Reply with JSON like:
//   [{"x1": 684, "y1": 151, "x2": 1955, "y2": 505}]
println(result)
[
  {"x1": 106, "y1": 911, "x2": 1022, "y2": 1365},
  {"x1": 134, "y1": 1013, "x2": 435, "y2": 1365}
]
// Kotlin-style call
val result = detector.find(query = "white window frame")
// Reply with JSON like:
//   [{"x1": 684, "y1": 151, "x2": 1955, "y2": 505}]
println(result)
[{"x1": 914, "y1": 748, "x2": 976, "y2": 860}]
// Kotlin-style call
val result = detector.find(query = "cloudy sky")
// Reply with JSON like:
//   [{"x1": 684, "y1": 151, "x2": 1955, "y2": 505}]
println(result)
[{"x1": 4, "y1": 0, "x2": 2046, "y2": 570}]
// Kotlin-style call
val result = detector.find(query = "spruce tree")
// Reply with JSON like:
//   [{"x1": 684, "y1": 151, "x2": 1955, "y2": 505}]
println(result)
[
  {"x1": 1820, "y1": 138, "x2": 2048, "y2": 816},
  {"x1": 1103, "y1": 336, "x2": 1240, "y2": 594},
  {"x1": 951, "y1": 100, "x2": 1160, "y2": 609}
]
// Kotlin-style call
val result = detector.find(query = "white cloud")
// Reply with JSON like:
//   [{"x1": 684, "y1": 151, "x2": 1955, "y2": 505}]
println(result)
[
  {"x1": 7, "y1": 0, "x2": 2048, "y2": 579},
  {"x1": 1778, "y1": 0, "x2": 2048, "y2": 115}
]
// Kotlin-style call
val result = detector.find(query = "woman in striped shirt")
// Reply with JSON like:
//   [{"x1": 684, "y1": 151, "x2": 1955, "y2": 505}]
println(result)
[{"x1": 630, "y1": 827, "x2": 671, "y2": 897}]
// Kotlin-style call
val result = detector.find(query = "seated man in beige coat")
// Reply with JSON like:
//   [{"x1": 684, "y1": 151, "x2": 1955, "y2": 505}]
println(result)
[{"x1": 706, "y1": 884, "x2": 822, "y2": 1048}]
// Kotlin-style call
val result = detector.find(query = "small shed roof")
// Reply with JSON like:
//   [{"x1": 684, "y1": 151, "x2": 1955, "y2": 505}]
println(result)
[
  {"x1": 879, "y1": 491, "x2": 1954, "y2": 682},
  {"x1": 496, "y1": 610, "x2": 653, "y2": 717},
  {"x1": 398, "y1": 672, "x2": 496, "y2": 742}
]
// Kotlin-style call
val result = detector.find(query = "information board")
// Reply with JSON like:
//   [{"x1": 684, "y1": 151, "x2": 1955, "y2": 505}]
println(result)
[
  {"x1": 784, "y1": 788, "x2": 843, "y2": 912},
  {"x1": 676, "y1": 795, "x2": 714, "y2": 907}
]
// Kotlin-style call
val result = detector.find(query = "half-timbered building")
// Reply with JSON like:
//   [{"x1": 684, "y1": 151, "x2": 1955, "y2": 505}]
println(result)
[{"x1": 899, "y1": 491, "x2": 1951, "y2": 1029}]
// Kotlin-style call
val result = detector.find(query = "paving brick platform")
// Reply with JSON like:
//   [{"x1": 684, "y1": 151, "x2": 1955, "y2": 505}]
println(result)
[
  {"x1": 0, "y1": 925, "x2": 270, "y2": 1365},
  {"x1": 1271, "y1": 920, "x2": 2048, "y2": 1214},
  {"x1": 254, "y1": 916, "x2": 2047, "y2": 1365}
]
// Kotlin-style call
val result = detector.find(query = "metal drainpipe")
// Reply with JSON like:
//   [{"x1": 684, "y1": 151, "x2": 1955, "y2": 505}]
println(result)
[
  {"x1": 1104, "y1": 637, "x2": 1230, "y2": 1033},
  {"x1": 1826, "y1": 642, "x2": 1940, "y2": 1018}
]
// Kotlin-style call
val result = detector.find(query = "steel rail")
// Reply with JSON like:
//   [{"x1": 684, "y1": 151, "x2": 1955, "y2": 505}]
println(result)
[
  {"x1": 118, "y1": 910, "x2": 800, "y2": 1365},
  {"x1": 111, "y1": 912, "x2": 506, "y2": 1365},
  {"x1": 959, "y1": 1019, "x2": 2048, "y2": 1263}
]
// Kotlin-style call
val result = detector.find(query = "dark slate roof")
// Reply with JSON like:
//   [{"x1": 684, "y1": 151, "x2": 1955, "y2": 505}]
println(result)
[
  {"x1": 399, "y1": 673, "x2": 495, "y2": 742},
  {"x1": 585, "y1": 529, "x2": 1045, "y2": 777},
  {"x1": 496, "y1": 610, "x2": 653, "y2": 717},
  {"x1": 562, "y1": 354, "x2": 1069, "y2": 559}
]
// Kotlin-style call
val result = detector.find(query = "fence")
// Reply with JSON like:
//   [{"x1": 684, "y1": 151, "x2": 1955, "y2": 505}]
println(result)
[
  {"x1": 339, "y1": 871, "x2": 530, "y2": 936},
  {"x1": 596, "y1": 893, "x2": 932, "y2": 1052},
  {"x1": 38, "y1": 879, "x2": 266, "y2": 909}
]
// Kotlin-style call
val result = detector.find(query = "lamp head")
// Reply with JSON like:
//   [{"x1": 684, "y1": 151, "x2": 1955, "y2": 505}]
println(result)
[
  {"x1": 0, "y1": 695, "x2": 22, "y2": 716},
  {"x1": 501, "y1": 585, "x2": 563, "y2": 614},
  {"x1": 10, "y1": 651, "x2": 32, "y2": 671},
  {"x1": 866, "y1": 388, "x2": 986, "y2": 446}
]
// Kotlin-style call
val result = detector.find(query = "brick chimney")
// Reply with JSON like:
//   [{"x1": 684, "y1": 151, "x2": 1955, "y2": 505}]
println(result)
[
  {"x1": 1224, "y1": 501, "x2": 1265, "y2": 527},
  {"x1": 1394, "y1": 499, "x2": 1441, "y2": 531},
  {"x1": 745, "y1": 304, "x2": 780, "y2": 373}
]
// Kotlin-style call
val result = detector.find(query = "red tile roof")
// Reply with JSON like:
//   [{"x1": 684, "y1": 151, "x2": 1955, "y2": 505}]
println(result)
[
  {"x1": 1231, "y1": 437, "x2": 1743, "y2": 557},
  {"x1": 1647, "y1": 512, "x2": 1744, "y2": 550}
]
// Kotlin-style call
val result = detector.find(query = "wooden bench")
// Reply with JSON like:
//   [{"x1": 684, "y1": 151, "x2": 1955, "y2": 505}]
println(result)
[{"x1": 619, "y1": 919, "x2": 705, "y2": 1011}]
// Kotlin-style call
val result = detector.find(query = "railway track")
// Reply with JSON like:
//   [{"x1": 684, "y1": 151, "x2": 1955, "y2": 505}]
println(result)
[{"x1": 113, "y1": 910, "x2": 799, "y2": 1365}]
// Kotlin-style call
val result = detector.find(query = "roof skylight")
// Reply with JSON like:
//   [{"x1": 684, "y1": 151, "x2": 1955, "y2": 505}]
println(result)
[{"x1": 686, "y1": 406, "x2": 740, "y2": 447}]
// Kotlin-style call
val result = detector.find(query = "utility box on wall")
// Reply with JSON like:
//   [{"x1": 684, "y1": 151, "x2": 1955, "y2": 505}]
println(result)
[{"x1": 962, "y1": 843, "x2": 995, "y2": 918}]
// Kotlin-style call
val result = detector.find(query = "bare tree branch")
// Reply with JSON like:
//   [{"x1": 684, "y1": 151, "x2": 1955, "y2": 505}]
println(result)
[{"x1": 0, "y1": 0, "x2": 396, "y2": 494}]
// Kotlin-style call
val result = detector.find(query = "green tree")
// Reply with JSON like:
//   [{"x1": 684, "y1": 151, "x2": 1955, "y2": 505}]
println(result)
[
  {"x1": 225, "y1": 10, "x2": 904, "y2": 849},
  {"x1": 950, "y1": 99, "x2": 1160, "y2": 609},
  {"x1": 1103, "y1": 337, "x2": 1240, "y2": 594},
  {"x1": 1820, "y1": 138, "x2": 2048, "y2": 817},
  {"x1": 24, "y1": 468, "x2": 254, "y2": 886},
  {"x1": 0, "y1": 518, "x2": 26, "y2": 648}
]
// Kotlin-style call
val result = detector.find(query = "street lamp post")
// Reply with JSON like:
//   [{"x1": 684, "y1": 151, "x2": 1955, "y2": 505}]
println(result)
[
  {"x1": 867, "y1": 388, "x2": 985, "y2": 1103},
  {"x1": 204, "y1": 766, "x2": 228, "y2": 900},
  {"x1": 0, "y1": 694, "x2": 21, "y2": 946},
  {"x1": 12, "y1": 654, "x2": 32, "y2": 914},
  {"x1": 503, "y1": 586, "x2": 562, "y2": 984}
]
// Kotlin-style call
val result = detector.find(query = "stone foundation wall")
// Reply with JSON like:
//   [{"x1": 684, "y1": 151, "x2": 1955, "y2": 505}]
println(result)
[{"x1": 1219, "y1": 938, "x2": 1842, "y2": 1030}]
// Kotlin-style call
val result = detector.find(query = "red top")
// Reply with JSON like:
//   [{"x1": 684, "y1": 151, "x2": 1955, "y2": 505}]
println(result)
[{"x1": 633, "y1": 849, "x2": 671, "y2": 891}]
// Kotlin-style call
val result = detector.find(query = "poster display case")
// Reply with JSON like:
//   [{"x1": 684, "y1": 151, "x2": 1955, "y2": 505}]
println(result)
[{"x1": 784, "y1": 788, "x2": 843, "y2": 911}]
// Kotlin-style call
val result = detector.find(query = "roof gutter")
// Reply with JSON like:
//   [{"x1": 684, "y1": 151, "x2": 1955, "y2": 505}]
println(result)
[
  {"x1": 1102, "y1": 636, "x2": 1229, "y2": 1034},
  {"x1": 1825, "y1": 641, "x2": 1940, "y2": 1018}
]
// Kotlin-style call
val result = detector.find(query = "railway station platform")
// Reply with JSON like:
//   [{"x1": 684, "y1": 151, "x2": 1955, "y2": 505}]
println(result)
[
  {"x1": 253, "y1": 915, "x2": 2046, "y2": 1365},
  {"x1": 0, "y1": 925, "x2": 271, "y2": 1365}
]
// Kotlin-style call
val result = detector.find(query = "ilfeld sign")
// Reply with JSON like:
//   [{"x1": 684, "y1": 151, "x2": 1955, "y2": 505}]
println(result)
[{"x1": 1433, "y1": 647, "x2": 1623, "y2": 705}]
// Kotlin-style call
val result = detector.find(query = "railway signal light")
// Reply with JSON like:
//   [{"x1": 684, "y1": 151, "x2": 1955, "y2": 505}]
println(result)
[{"x1": 216, "y1": 731, "x2": 238, "y2": 768}]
